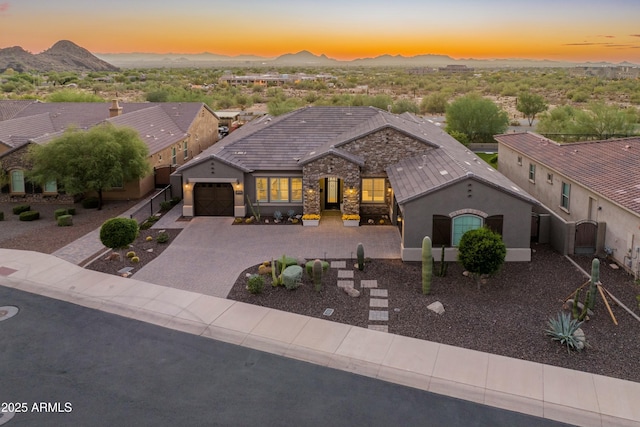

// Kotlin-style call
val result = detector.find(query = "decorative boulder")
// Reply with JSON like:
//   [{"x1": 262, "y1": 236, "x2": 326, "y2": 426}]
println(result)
[
  {"x1": 282, "y1": 265, "x2": 303, "y2": 290},
  {"x1": 427, "y1": 301, "x2": 445, "y2": 315},
  {"x1": 343, "y1": 286, "x2": 360, "y2": 298}
]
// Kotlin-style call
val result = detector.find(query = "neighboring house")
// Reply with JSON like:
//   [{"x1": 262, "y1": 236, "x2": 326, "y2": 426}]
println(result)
[
  {"x1": 173, "y1": 106, "x2": 538, "y2": 261},
  {"x1": 0, "y1": 100, "x2": 219, "y2": 202},
  {"x1": 496, "y1": 132, "x2": 640, "y2": 277}
]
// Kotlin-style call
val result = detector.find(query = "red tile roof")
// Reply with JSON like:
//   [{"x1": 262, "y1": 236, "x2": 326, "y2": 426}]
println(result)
[{"x1": 495, "y1": 132, "x2": 640, "y2": 215}]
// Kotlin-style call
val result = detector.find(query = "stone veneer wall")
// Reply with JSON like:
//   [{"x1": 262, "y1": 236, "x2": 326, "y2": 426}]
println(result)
[{"x1": 302, "y1": 154, "x2": 360, "y2": 215}]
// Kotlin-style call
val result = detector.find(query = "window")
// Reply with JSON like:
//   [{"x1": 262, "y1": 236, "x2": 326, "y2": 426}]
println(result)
[
  {"x1": 291, "y1": 178, "x2": 302, "y2": 202},
  {"x1": 269, "y1": 178, "x2": 289, "y2": 202},
  {"x1": 10, "y1": 170, "x2": 25, "y2": 193},
  {"x1": 361, "y1": 178, "x2": 385, "y2": 203},
  {"x1": 256, "y1": 178, "x2": 268, "y2": 202},
  {"x1": 255, "y1": 177, "x2": 302, "y2": 203},
  {"x1": 517, "y1": 156, "x2": 522, "y2": 166},
  {"x1": 528, "y1": 163, "x2": 536, "y2": 183},
  {"x1": 452, "y1": 214, "x2": 482, "y2": 246},
  {"x1": 561, "y1": 182, "x2": 571, "y2": 210},
  {"x1": 171, "y1": 147, "x2": 177, "y2": 166},
  {"x1": 547, "y1": 173, "x2": 553, "y2": 184},
  {"x1": 183, "y1": 141, "x2": 188, "y2": 160},
  {"x1": 43, "y1": 180, "x2": 57, "y2": 194}
]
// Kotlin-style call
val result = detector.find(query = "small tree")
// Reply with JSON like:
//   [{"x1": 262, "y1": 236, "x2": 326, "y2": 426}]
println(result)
[
  {"x1": 516, "y1": 92, "x2": 548, "y2": 126},
  {"x1": 457, "y1": 227, "x2": 506, "y2": 290},
  {"x1": 100, "y1": 218, "x2": 139, "y2": 260},
  {"x1": 445, "y1": 94, "x2": 509, "y2": 144},
  {"x1": 28, "y1": 124, "x2": 151, "y2": 209}
]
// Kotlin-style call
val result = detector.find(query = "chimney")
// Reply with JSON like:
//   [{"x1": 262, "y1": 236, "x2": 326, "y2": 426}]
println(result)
[{"x1": 109, "y1": 99, "x2": 122, "y2": 118}]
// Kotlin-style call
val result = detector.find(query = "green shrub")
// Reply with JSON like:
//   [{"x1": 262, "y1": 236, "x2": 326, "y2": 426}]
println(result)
[
  {"x1": 545, "y1": 312, "x2": 588, "y2": 353},
  {"x1": 130, "y1": 256, "x2": 140, "y2": 263},
  {"x1": 54, "y1": 208, "x2": 69, "y2": 219},
  {"x1": 57, "y1": 214, "x2": 73, "y2": 226},
  {"x1": 156, "y1": 232, "x2": 169, "y2": 243},
  {"x1": 305, "y1": 260, "x2": 329, "y2": 276},
  {"x1": 282, "y1": 265, "x2": 303, "y2": 290},
  {"x1": 13, "y1": 204, "x2": 30, "y2": 215},
  {"x1": 99, "y1": 217, "x2": 139, "y2": 250},
  {"x1": 170, "y1": 196, "x2": 181, "y2": 206},
  {"x1": 19, "y1": 210, "x2": 40, "y2": 221},
  {"x1": 82, "y1": 197, "x2": 99, "y2": 209},
  {"x1": 247, "y1": 274, "x2": 264, "y2": 294},
  {"x1": 67, "y1": 208, "x2": 76, "y2": 215},
  {"x1": 160, "y1": 200, "x2": 172, "y2": 211},
  {"x1": 458, "y1": 227, "x2": 506, "y2": 289}
]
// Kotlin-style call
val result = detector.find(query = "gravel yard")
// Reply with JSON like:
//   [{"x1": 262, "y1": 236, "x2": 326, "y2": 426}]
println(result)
[{"x1": 228, "y1": 244, "x2": 640, "y2": 384}]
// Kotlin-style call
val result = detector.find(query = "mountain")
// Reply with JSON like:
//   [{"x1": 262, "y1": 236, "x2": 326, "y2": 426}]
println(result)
[
  {"x1": 272, "y1": 50, "x2": 338, "y2": 65},
  {"x1": 0, "y1": 40, "x2": 119, "y2": 73}
]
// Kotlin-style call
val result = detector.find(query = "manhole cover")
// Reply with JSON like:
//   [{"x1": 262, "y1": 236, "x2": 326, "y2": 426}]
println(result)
[
  {"x1": 0, "y1": 410, "x2": 15, "y2": 425},
  {"x1": 0, "y1": 306, "x2": 19, "y2": 322}
]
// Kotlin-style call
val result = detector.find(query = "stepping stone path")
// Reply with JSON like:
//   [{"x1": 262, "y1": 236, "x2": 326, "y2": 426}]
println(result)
[{"x1": 332, "y1": 263, "x2": 389, "y2": 333}]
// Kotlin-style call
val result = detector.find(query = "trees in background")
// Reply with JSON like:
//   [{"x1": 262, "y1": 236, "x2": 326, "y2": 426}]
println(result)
[
  {"x1": 516, "y1": 92, "x2": 548, "y2": 126},
  {"x1": 445, "y1": 94, "x2": 509, "y2": 144},
  {"x1": 28, "y1": 124, "x2": 151, "y2": 209}
]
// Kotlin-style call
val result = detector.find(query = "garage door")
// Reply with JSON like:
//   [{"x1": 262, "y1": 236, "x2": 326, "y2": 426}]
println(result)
[{"x1": 194, "y1": 183, "x2": 234, "y2": 216}]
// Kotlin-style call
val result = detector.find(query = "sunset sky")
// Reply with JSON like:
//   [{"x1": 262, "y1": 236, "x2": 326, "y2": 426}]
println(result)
[{"x1": 2, "y1": 0, "x2": 640, "y2": 63}]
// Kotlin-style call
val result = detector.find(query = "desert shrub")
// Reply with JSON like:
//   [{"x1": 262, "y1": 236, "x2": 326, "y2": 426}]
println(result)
[
  {"x1": 126, "y1": 251, "x2": 136, "y2": 258},
  {"x1": 233, "y1": 217, "x2": 243, "y2": 224},
  {"x1": 99, "y1": 217, "x2": 139, "y2": 250},
  {"x1": 57, "y1": 214, "x2": 73, "y2": 226},
  {"x1": 145, "y1": 236, "x2": 153, "y2": 241},
  {"x1": 130, "y1": 256, "x2": 140, "y2": 263},
  {"x1": 160, "y1": 200, "x2": 172, "y2": 211},
  {"x1": 282, "y1": 265, "x2": 303, "y2": 290},
  {"x1": 247, "y1": 274, "x2": 264, "y2": 294},
  {"x1": 170, "y1": 196, "x2": 181, "y2": 206},
  {"x1": 156, "y1": 232, "x2": 169, "y2": 243},
  {"x1": 54, "y1": 208, "x2": 69, "y2": 219},
  {"x1": 13, "y1": 204, "x2": 30, "y2": 215},
  {"x1": 67, "y1": 207, "x2": 76, "y2": 215},
  {"x1": 545, "y1": 312, "x2": 587, "y2": 353},
  {"x1": 19, "y1": 210, "x2": 40, "y2": 221},
  {"x1": 82, "y1": 197, "x2": 99, "y2": 209}
]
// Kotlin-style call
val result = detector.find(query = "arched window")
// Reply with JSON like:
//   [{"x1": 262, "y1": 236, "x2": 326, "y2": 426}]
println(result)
[{"x1": 452, "y1": 214, "x2": 482, "y2": 246}]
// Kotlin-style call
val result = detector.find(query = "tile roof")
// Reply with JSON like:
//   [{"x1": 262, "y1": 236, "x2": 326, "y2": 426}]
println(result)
[
  {"x1": 0, "y1": 100, "x2": 35, "y2": 121},
  {"x1": 495, "y1": 132, "x2": 640, "y2": 215},
  {"x1": 0, "y1": 101, "x2": 210, "y2": 155}
]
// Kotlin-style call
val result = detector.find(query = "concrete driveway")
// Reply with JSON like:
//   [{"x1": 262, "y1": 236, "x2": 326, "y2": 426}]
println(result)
[{"x1": 132, "y1": 215, "x2": 401, "y2": 297}]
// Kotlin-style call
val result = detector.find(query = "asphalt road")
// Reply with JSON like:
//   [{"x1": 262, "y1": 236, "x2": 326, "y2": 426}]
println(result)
[{"x1": 0, "y1": 286, "x2": 571, "y2": 427}]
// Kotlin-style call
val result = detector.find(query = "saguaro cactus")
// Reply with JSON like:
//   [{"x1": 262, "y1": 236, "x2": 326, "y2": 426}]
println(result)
[
  {"x1": 312, "y1": 258, "x2": 323, "y2": 292},
  {"x1": 357, "y1": 243, "x2": 365, "y2": 271},
  {"x1": 422, "y1": 236, "x2": 433, "y2": 295},
  {"x1": 588, "y1": 258, "x2": 600, "y2": 310}
]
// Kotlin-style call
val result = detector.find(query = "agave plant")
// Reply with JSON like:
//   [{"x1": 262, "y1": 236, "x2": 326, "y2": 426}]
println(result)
[{"x1": 545, "y1": 312, "x2": 588, "y2": 353}]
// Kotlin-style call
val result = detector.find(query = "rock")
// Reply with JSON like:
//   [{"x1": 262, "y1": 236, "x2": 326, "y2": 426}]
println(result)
[
  {"x1": 105, "y1": 252, "x2": 121, "y2": 261},
  {"x1": 297, "y1": 257, "x2": 307, "y2": 267},
  {"x1": 343, "y1": 286, "x2": 360, "y2": 298},
  {"x1": 245, "y1": 273, "x2": 252, "y2": 278},
  {"x1": 573, "y1": 328, "x2": 586, "y2": 350},
  {"x1": 427, "y1": 301, "x2": 445, "y2": 315},
  {"x1": 368, "y1": 219, "x2": 374, "y2": 224},
  {"x1": 462, "y1": 271, "x2": 470, "y2": 277},
  {"x1": 146, "y1": 248, "x2": 153, "y2": 253},
  {"x1": 265, "y1": 219, "x2": 270, "y2": 224}
]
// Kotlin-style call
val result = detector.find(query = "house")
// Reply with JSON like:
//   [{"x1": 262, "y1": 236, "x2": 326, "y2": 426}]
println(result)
[
  {"x1": 0, "y1": 100, "x2": 219, "y2": 202},
  {"x1": 173, "y1": 106, "x2": 538, "y2": 262},
  {"x1": 495, "y1": 132, "x2": 640, "y2": 277}
]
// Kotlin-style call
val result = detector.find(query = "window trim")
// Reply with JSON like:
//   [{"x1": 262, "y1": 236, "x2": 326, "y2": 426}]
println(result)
[
  {"x1": 171, "y1": 147, "x2": 177, "y2": 166},
  {"x1": 361, "y1": 178, "x2": 386, "y2": 203},
  {"x1": 560, "y1": 182, "x2": 571, "y2": 212},
  {"x1": 254, "y1": 176, "x2": 303, "y2": 203},
  {"x1": 183, "y1": 141, "x2": 188, "y2": 160},
  {"x1": 10, "y1": 169, "x2": 25, "y2": 194},
  {"x1": 43, "y1": 179, "x2": 57, "y2": 194},
  {"x1": 528, "y1": 163, "x2": 536, "y2": 183}
]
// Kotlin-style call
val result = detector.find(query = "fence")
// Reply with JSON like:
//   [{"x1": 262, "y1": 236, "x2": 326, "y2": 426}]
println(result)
[{"x1": 129, "y1": 185, "x2": 173, "y2": 224}]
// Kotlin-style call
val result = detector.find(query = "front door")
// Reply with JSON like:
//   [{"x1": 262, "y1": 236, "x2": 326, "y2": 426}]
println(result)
[{"x1": 324, "y1": 177, "x2": 340, "y2": 210}]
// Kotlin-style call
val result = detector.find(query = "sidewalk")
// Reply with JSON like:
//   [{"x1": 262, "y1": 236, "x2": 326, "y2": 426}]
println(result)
[{"x1": 1, "y1": 247, "x2": 639, "y2": 427}]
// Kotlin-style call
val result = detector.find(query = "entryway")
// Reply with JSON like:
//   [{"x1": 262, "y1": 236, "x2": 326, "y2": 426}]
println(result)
[{"x1": 324, "y1": 177, "x2": 341, "y2": 210}]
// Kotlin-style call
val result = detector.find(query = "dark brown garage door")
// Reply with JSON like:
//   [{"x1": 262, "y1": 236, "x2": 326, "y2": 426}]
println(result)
[{"x1": 194, "y1": 183, "x2": 234, "y2": 216}]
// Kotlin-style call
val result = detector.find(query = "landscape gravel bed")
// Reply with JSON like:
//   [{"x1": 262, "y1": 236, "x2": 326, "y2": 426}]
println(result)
[{"x1": 228, "y1": 244, "x2": 640, "y2": 383}]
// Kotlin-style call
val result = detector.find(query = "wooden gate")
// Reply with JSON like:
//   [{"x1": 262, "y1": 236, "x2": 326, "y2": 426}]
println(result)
[
  {"x1": 530, "y1": 213, "x2": 540, "y2": 242},
  {"x1": 575, "y1": 220, "x2": 597, "y2": 254},
  {"x1": 154, "y1": 165, "x2": 176, "y2": 187}
]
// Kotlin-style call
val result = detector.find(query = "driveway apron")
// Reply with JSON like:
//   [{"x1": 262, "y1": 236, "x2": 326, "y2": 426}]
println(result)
[{"x1": 132, "y1": 216, "x2": 401, "y2": 297}]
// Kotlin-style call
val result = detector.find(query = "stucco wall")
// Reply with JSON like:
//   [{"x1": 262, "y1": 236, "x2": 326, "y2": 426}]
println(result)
[
  {"x1": 401, "y1": 178, "x2": 533, "y2": 260},
  {"x1": 499, "y1": 143, "x2": 640, "y2": 274}
]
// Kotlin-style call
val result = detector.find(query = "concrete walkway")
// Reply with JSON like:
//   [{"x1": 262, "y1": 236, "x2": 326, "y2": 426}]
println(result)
[
  {"x1": 132, "y1": 212, "x2": 401, "y2": 297},
  {"x1": 1, "y1": 248, "x2": 639, "y2": 427}
]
